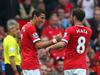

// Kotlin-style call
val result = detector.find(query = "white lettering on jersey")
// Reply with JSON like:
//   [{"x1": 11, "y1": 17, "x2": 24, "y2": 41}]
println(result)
[{"x1": 76, "y1": 29, "x2": 88, "y2": 34}]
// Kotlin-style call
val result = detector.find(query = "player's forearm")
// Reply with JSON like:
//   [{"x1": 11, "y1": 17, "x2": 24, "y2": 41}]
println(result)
[
  {"x1": 9, "y1": 56, "x2": 18, "y2": 73},
  {"x1": 46, "y1": 41, "x2": 66, "y2": 52},
  {"x1": 36, "y1": 40, "x2": 54, "y2": 49}
]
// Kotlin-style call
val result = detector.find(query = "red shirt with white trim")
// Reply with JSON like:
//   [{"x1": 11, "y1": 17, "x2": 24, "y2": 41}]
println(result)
[
  {"x1": 62, "y1": 25, "x2": 92, "y2": 70},
  {"x1": 21, "y1": 22, "x2": 40, "y2": 70},
  {"x1": 50, "y1": 49, "x2": 65, "y2": 60},
  {"x1": 50, "y1": 49, "x2": 65, "y2": 68},
  {"x1": 42, "y1": 25, "x2": 65, "y2": 68}
]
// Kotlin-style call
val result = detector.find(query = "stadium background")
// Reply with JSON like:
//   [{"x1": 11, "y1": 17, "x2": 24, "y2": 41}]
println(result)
[{"x1": 0, "y1": 0, "x2": 100, "y2": 75}]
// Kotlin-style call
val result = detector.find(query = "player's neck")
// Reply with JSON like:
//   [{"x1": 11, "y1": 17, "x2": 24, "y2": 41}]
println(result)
[
  {"x1": 74, "y1": 21, "x2": 83, "y2": 26},
  {"x1": 8, "y1": 32, "x2": 16, "y2": 38},
  {"x1": 30, "y1": 20, "x2": 36, "y2": 26}
]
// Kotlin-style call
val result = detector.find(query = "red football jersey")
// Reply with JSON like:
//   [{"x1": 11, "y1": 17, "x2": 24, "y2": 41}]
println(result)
[
  {"x1": 62, "y1": 25, "x2": 92, "y2": 70},
  {"x1": 21, "y1": 22, "x2": 40, "y2": 70},
  {"x1": 50, "y1": 49, "x2": 65, "y2": 69},
  {"x1": 42, "y1": 25, "x2": 64, "y2": 40},
  {"x1": 42, "y1": 25, "x2": 65, "y2": 68},
  {"x1": 50, "y1": 49, "x2": 65, "y2": 60}
]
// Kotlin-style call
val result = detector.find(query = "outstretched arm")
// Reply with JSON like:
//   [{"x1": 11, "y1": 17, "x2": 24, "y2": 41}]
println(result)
[
  {"x1": 46, "y1": 41, "x2": 67, "y2": 52},
  {"x1": 35, "y1": 39, "x2": 56, "y2": 49},
  {"x1": 35, "y1": 34, "x2": 62, "y2": 49}
]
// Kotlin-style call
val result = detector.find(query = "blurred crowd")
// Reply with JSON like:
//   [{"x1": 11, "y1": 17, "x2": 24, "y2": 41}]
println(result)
[{"x1": 0, "y1": 0, "x2": 100, "y2": 75}]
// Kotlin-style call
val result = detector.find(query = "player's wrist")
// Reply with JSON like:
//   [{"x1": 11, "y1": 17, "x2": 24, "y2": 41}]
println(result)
[
  {"x1": 52, "y1": 38, "x2": 57, "y2": 44},
  {"x1": 46, "y1": 47, "x2": 52, "y2": 53}
]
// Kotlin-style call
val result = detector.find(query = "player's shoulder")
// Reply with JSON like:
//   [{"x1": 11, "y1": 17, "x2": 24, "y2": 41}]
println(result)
[
  {"x1": 81, "y1": 26, "x2": 92, "y2": 36},
  {"x1": 26, "y1": 22, "x2": 35, "y2": 28},
  {"x1": 65, "y1": 26, "x2": 75, "y2": 32},
  {"x1": 4, "y1": 35, "x2": 15, "y2": 43},
  {"x1": 65, "y1": 26, "x2": 74, "y2": 30},
  {"x1": 43, "y1": 26, "x2": 49, "y2": 30},
  {"x1": 43, "y1": 25, "x2": 51, "y2": 31},
  {"x1": 84, "y1": 26, "x2": 92, "y2": 33},
  {"x1": 23, "y1": 22, "x2": 36, "y2": 31}
]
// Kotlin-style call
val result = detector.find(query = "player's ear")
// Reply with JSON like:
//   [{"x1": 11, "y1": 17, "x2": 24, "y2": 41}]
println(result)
[{"x1": 73, "y1": 16, "x2": 77, "y2": 21}]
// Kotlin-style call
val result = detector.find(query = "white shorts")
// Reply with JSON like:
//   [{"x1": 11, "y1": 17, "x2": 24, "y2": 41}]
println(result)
[
  {"x1": 22, "y1": 69, "x2": 41, "y2": 75},
  {"x1": 64, "y1": 69, "x2": 86, "y2": 75}
]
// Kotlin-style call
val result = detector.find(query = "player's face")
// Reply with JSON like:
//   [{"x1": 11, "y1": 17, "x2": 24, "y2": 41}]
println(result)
[
  {"x1": 49, "y1": 15, "x2": 59, "y2": 26},
  {"x1": 56, "y1": 61, "x2": 64, "y2": 72},
  {"x1": 40, "y1": 65, "x2": 48, "y2": 75},
  {"x1": 16, "y1": 26, "x2": 20, "y2": 39},
  {"x1": 40, "y1": 13, "x2": 45, "y2": 23},
  {"x1": 10, "y1": 25, "x2": 19, "y2": 37},
  {"x1": 36, "y1": 13, "x2": 45, "y2": 26},
  {"x1": 58, "y1": 9, "x2": 65, "y2": 18}
]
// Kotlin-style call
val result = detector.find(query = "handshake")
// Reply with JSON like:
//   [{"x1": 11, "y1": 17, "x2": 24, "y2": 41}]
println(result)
[
  {"x1": 52, "y1": 33, "x2": 62, "y2": 43},
  {"x1": 37, "y1": 33, "x2": 65, "y2": 54},
  {"x1": 45, "y1": 33, "x2": 63, "y2": 53}
]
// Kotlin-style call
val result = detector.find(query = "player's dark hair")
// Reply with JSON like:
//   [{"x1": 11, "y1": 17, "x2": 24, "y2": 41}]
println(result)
[
  {"x1": 72, "y1": 8, "x2": 85, "y2": 21},
  {"x1": 32, "y1": 10, "x2": 45, "y2": 17}
]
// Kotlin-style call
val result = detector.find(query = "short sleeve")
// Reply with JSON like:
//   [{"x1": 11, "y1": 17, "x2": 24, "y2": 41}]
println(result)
[
  {"x1": 62, "y1": 27, "x2": 72, "y2": 43},
  {"x1": 27, "y1": 26, "x2": 40, "y2": 43},
  {"x1": 8, "y1": 40, "x2": 16, "y2": 57}
]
